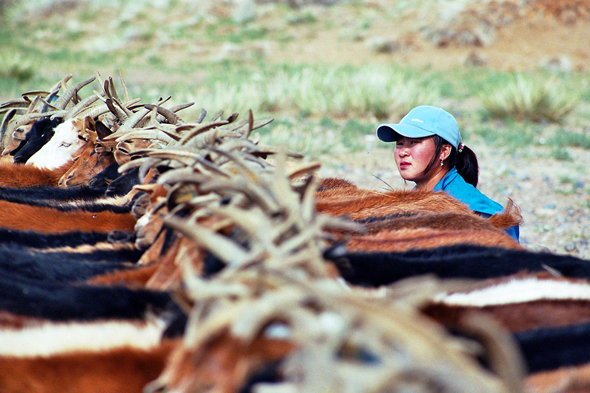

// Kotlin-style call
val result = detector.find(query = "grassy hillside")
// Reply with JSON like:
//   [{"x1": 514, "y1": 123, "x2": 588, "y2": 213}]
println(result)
[{"x1": 0, "y1": 0, "x2": 588, "y2": 160}]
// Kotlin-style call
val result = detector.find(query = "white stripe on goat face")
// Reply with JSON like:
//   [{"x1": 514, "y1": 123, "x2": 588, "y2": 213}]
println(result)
[{"x1": 27, "y1": 118, "x2": 85, "y2": 169}]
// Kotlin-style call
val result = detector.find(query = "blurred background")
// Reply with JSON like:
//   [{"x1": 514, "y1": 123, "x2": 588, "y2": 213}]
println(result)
[{"x1": 0, "y1": 0, "x2": 589, "y2": 256}]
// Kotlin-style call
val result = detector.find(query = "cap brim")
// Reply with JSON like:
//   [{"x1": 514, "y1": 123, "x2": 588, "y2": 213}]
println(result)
[{"x1": 376, "y1": 124, "x2": 435, "y2": 143}]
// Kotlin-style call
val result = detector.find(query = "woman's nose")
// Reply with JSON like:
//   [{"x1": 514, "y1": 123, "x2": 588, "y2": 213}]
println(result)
[{"x1": 398, "y1": 147, "x2": 409, "y2": 157}]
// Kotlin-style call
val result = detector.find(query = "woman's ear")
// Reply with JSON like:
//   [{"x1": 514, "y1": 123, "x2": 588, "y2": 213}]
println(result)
[{"x1": 441, "y1": 144, "x2": 453, "y2": 161}]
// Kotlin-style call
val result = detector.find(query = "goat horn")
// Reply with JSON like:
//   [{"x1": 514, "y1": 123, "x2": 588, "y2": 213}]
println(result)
[
  {"x1": 144, "y1": 104, "x2": 181, "y2": 125},
  {"x1": 0, "y1": 108, "x2": 17, "y2": 151},
  {"x1": 177, "y1": 120, "x2": 231, "y2": 145},
  {"x1": 106, "y1": 98, "x2": 128, "y2": 122},
  {"x1": 54, "y1": 76, "x2": 96, "y2": 110},
  {"x1": 114, "y1": 129, "x2": 176, "y2": 144},
  {"x1": 48, "y1": 74, "x2": 73, "y2": 96},
  {"x1": 165, "y1": 215, "x2": 252, "y2": 267},
  {"x1": 169, "y1": 102, "x2": 195, "y2": 113},
  {"x1": 64, "y1": 94, "x2": 101, "y2": 120},
  {"x1": 199, "y1": 177, "x2": 282, "y2": 215},
  {"x1": 196, "y1": 108, "x2": 207, "y2": 123},
  {"x1": 118, "y1": 70, "x2": 130, "y2": 102},
  {"x1": 210, "y1": 110, "x2": 224, "y2": 121},
  {"x1": 118, "y1": 157, "x2": 152, "y2": 174}
]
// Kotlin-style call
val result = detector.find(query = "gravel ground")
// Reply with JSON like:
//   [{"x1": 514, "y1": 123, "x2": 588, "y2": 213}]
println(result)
[{"x1": 317, "y1": 137, "x2": 590, "y2": 260}]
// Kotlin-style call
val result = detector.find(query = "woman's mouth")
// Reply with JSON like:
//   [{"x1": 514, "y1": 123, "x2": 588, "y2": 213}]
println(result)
[{"x1": 399, "y1": 161, "x2": 411, "y2": 169}]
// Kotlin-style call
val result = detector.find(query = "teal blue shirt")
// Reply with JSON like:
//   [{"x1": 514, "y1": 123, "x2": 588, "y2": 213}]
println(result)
[{"x1": 433, "y1": 167, "x2": 520, "y2": 242}]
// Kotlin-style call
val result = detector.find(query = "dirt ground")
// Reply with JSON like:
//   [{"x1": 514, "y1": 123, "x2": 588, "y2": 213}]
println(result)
[
  {"x1": 264, "y1": 1, "x2": 590, "y2": 71},
  {"x1": 271, "y1": 1, "x2": 590, "y2": 258}
]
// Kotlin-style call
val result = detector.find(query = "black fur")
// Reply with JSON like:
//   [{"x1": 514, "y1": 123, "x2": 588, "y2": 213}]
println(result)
[
  {"x1": 0, "y1": 185, "x2": 105, "y2": 201},
  {"x1": 515, "y1": 322, "x2": 590, "y2": 373},
  {"x1": 12, "y1": 118, "x2": 60, "y2": 163},
  {"x1": 106, "y1": 167, "x2": 140, "y2": 197},
  {"x1": 0, "y1": 228, "x2": 133, "y2": 249},
  {"x1": 0, "y1": 269, "x2": 179, "y2": 322},
  {"x1": 88, "y1": 161, "x2": 121, "y2": 190},
  {"x1": 330, "y1": 245, "x2": 590, "y2": 287},
  {"x1": 0, "y1": 243, "x2": 137, "y2": 282}
]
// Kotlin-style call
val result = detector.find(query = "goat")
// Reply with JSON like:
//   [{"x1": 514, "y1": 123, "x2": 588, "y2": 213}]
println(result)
[
  {"x1": 0, "y1": 161, "x2": 72, "y2": 187},
  {"x1": 58, "y1": 120, "x2": 117, "y2": 187},
  {"x1": 343, "y1": 227, "x2": 522, "y2": 253},
  {"x1": 0, "y1": 200, "x2": 136, "y2": 233},
  {"x1": 0, "y1": 338, "x2": 176, "y2": 393},
  {"x1": 329, "y1": 244, "x2": 590, "y2": 287},
  {"x1": 11, "y1": 117, "x2": 61, "y2": 164},
  {"x1": 316, "y1": 188, "x2": 475, "y2": 219},
  {"x1": 26, "y1": 118, "x2": 88, "y2": 169},
  {"x1": 0, "y1": 227, "x2": 133, "y2": 249},
  {"x1": 0, "y1": 243, "x2": 137, "y2": 283}
]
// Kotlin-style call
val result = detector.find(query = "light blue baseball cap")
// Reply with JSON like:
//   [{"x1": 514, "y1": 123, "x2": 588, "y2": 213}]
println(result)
[{"x1": 376, "y1": 105, "x2": 462, "y2": 149}]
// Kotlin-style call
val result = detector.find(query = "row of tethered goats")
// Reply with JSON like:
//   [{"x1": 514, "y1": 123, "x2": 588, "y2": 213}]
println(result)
[{"x1": 1, "y1": 73, "x2": 590, "y2": 393}]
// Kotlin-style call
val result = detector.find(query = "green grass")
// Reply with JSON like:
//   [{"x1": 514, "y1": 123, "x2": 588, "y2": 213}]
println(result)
[
  {"x1": 550, "y1": 129, "x2": 590, "y2": 150},
  {"x1": 481, "y1": 74, "x2": 578, "y2": 123},
  {"x1": 1, "y1": 0, "x2": 590, "y2": 159}
]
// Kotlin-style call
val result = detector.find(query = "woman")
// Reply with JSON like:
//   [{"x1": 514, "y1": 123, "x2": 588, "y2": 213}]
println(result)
[{"x1": 376, "y1": 105, "x2": 520, "y2": 241}]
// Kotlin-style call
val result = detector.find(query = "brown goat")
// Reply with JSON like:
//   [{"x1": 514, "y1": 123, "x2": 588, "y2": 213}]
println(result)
[
  {"x1": 58, "y1": 121, "x2": 118, "y2": 187},
  {"x1": 0, "y1": 161, "x2": 72, "y2": 187},
  {"x1": 525, "y1": 362, "x2": 590, "y2": 393},
  {"x1": 0, "y1": 201, "x2": 136, "y2": 233},
  {"x1": 0, "y1": 342, "x2": 176, "y2": 393},
  {"x1": 146, "y1": 329, "x2": 294, "y2": 393},
  {"x1": 345, "y1": 227, "x2": 522, "y2": 252},
  {"x1": 422, "y1": 273, "x2": 590, "y2": 334},
  {"x1": 316, "y1": 188, "x2": 475, "y2": 219}
]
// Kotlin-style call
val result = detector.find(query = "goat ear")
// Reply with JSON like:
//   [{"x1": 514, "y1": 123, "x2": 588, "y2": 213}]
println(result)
[
  {"x1": 95, "y1": 120, "x2": 113, "y2": 141},
  {"x1": 84, "y1": 115, "x2": 96, "y2": 132}
]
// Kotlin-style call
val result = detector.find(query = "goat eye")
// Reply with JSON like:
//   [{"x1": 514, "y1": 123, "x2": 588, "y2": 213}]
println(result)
[{"x1": 60, "y1": 142, "x2": 72, "y2": 147}]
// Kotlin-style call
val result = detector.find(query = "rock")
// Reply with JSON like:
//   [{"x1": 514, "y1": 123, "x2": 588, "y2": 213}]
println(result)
[
  {"x1": 539, "y1": 56, "x2": 573, "y2": 73},
  {"x1": 365, "y1": 36, "x2": 400, "y2": 54},
  {"x1": 463, "y1": 51, "x2": 487, "y2": 67},
  {"x1": 565, "y1": 243, "x2": 577, "y2": 252}
]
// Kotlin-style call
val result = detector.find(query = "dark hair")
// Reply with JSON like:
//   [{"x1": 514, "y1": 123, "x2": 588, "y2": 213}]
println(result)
[{"x1": 425, "y1": 135, "x2": 479, "y2": 187}]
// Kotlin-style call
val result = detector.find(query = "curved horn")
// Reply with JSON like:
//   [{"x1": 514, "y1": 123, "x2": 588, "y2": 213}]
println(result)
[
  {"x1": 114, "y1": 129, "x2": 177, "y2": 144},
  {"x1": 177, "y1": 120, "x2": 231, "y2": 145},
  {"x1": 64, "y1": 94, "x2": 101, "y2": 120},
  {"x1": 196, "y1": 108, "x2": 207, "y2": 123},
  {"x1": 54, "y1": 76, "x2": 96, "y2": 110},
  {"x1": 144, "y1": 104, "x2": 181, "y2": 125}
]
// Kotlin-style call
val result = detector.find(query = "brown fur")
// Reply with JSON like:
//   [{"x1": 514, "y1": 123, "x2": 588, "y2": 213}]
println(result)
[
  {"x1": 0, "y1": 201, "x2": 136, "y2": 233},
  {"x1": 317, "y1": 177, "x2": 358, "y2": 191},
  {"x1": 0, "y1": 122, "x2": 34, "y2": 162},
  {"x1": 362, "y1": 211, "x2": 498, "y2": 234},
  {"x1": 422, "y1": 299, "x2": 590, "y2": 334},
  {"x1": 0, "y1": 161, "x2": 72, "y2": 187},
  {"x1": 345, "y1": 228, "x2": 522, "y2": 252},
  {"x1": 87, "y1": 263, "x2": 159, "y2": 288},
  {"x1": 316, "y1": 189, "x2": 473, "y2": 220},
  {"x1": 488, "y1": 198, "x2": 523, "y2": 230},
  {"x1": 0, "y1": 341, "x2": 176, "y2": 393},
  {"x1": 146, "y1": 236, "x2": 203, "y2": 290},
  {"x1": 59, "y1": 145, "x2": 116, "y2": 187},
  {"x1": 526, "y1": 362, "x2": 590, "y2": 393},
  {"x1": 153, "y1": 329, "x2": 294, "y2": 393}
]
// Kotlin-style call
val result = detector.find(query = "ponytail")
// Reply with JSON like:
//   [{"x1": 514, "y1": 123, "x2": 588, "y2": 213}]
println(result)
[
  {"x1": 428, "y1": 136, "x2": 479, "y2": 187},
  {"x1": 451, "y1": 143, "x2": 479, "y2": 187}
]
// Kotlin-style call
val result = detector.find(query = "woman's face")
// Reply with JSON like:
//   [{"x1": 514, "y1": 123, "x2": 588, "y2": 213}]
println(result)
[{"x1": 394, "y1": 136, "x2": 438, "y2": 184}]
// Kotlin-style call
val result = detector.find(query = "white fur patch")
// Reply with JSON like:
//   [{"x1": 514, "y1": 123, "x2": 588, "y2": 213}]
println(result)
[
  {"x1": 27, "y1": 119, "x2": 85, "y2": 169},
  {"x1": 0, "y1": 319, "x2": 165, "y2": 357},
  {"x1": 433, "y1": 277, "x2": 590, "y2": 307}
]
